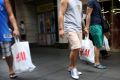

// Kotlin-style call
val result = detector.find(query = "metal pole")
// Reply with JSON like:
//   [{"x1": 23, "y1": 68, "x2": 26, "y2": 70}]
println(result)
[{"x1": 111, "y1": 0, "x2": 114, "y2": 50}]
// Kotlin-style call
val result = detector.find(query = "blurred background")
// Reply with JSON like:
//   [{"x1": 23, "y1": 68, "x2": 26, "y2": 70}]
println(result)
[{"x1": 9, "y1": 0, "x2": 120, "y2": 52}]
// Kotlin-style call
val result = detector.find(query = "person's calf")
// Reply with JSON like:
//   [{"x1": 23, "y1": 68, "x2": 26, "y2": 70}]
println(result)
[{"x1": 5, "y1": 56, "x2": 14, "y2": 74}]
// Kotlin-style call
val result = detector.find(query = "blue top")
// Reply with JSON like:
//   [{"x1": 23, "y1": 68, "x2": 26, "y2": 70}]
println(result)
[
  {"x1": 0, "y1": 0, "x2": 12, "y2": 42},
  {"x1": 87, "y1": 0, "x2": 102, "y2": 25}
]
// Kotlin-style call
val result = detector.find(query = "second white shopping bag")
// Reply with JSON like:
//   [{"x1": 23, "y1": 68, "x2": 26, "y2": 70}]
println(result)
[{"x1": 11, "y1": 38, "x2": 36, "y2": 73}]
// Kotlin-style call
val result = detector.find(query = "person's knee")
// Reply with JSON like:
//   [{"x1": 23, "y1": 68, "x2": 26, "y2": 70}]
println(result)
[
  {"x1": 94, "y1": 47, "x2": 100, "y2": 54},
  {"x1": 72, "y1": 48, "x2": 80, "y2": 54}
]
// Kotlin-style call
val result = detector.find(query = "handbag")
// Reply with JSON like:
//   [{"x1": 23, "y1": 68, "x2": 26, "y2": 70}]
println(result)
[
  {"x1": 11, "y1": 38, "x2": 36, "y2": 73},
  {"x1": 99, "y1": 11, "x2": 110, "y2": 33},
  {"x1": 101, "y1": 16, "x2": 110, "y2": 33}
]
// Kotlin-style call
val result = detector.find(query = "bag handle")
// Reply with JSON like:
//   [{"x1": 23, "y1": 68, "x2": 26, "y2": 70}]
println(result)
[
  {"x1": 85, "y1": 34, "x2": 89, "y2": 40},
  {"x1": 14, "y1": 37, "x2": 20, "y2": 43}
]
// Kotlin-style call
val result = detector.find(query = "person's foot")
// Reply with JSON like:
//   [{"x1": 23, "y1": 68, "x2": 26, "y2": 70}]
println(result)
[
  {"x1": 9, "y1": 73, "x2": 17, "y2": 79},
  {"x1": 2, "y1": 56, "x2": 6, "y2": 60},
  {"x1": 94, "y1": 64, "x2": 107, "y2": 69},
  {"x1": 68, "y1": 68, "x2": 82, "y2": 75},
  {"x1": 68, "y1": 68, "x2": 79, "y2": 79},
  {"x1": 78, "y1": 71, "x2": 82, "y2": 75}
]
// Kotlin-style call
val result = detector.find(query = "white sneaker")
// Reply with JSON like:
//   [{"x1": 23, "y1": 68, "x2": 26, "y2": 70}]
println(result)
[
  {"x1": 78, "y1": 71, "x2": 82, "y2": 75},
  {"x1": 69, "y1": 68, "x2": 79, "y2": 79},
  {"x1": 2, "y1": 56, "x2": 6, "y2": 60},
  {"x1": 68, "y1": 68, "x2": 82, "y2": 75}
]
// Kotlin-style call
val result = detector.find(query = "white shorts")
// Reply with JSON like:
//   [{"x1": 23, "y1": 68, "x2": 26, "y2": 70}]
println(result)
[{"x1": 66, "y1": 32, "x2": 82, "y2": 50}]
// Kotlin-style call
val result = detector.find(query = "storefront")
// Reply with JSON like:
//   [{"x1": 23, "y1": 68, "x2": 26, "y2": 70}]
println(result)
[
  {"x1": 37, "y1": 3, "x2": 56, "y2": 46},
  {"x1": 14, "y1": 0, "x2": 58, "y2": 46},
  {"x1": 111, "y1": 0, "x2": 120, "y2": 51},
  {"x1": 57, "y1": 0, "x2": 120, "y2": 51},
  {"x1": 99, "y1": 0, "x2": 120, "y2": 51},
  {"x1": 13, "y1": 0, "x2": 120, "y2": 51}
]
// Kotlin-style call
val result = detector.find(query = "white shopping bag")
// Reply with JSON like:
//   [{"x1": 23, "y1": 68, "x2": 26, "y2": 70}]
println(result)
[
  {"x1": 79, "y1": 36, "x2": 95, "y2": 63},
  {"x1": 101, "y1": 35, "x2": 110, "y2": 51},
  {"x1": 11, "y1": 38, "x2": 36, "y2": 73}
]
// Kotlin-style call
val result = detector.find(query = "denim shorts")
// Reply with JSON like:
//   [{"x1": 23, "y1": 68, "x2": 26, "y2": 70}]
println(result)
[
  {"x1": 0, "y1": 42, "x2": 12, "y2": 57},
  {"x1": 89, "y1": 24, "x2": 103, "y2": 48}
]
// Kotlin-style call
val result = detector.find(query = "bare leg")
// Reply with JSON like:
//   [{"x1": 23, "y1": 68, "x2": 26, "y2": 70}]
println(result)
[
  {"x1": 5, "y1": 55, "x2": 14, "y2": 74},
  {"x1": 5, "y1": 55, "x2": 17, "y2": 79},
  {"x1": 94, "y1": 46, "x2": 107, "y2": 69},
  {"x1": 69, "y1": 49, "x2": 79, "y2": 69},
  {"x1": 94, "y1": 47, "x2": 100, "y2": 64}
]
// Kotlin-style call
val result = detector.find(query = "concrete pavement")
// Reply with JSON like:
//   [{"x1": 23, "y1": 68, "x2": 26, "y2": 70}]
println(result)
[{"x1": 0, "y1": 47, "x2": 120, "y2": 80}]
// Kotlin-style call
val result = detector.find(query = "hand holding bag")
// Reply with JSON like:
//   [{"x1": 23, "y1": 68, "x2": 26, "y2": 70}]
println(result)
[{"x1": 11, "y1": 38, "x2": 36, "y2": 73}]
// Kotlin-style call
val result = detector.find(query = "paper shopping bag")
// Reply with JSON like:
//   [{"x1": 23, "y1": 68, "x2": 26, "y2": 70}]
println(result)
[{"x1": 11, "y1": 39, "x2": 36, "y2": 73}]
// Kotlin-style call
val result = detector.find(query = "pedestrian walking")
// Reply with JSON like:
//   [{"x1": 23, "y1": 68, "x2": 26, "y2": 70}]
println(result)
[
  {"x1": 59, "y1": 0, "x2": 83, "y2": 79},
  {"x1": 85, "y1": 0, "x2": 107, "y2": 69},
  {"x1": 0, "y1": 0, "x2": 19, "y2": 79}
]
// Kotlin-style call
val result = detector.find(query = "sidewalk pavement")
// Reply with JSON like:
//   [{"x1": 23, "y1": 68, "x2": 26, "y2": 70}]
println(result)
[{"x1": 0, "y1": 47, "x2": 120, "y2": 80}]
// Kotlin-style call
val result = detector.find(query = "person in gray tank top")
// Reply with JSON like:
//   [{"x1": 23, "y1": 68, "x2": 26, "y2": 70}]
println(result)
[{"x1": 59, "y1": 0, "x2": 83, "y2": 79}]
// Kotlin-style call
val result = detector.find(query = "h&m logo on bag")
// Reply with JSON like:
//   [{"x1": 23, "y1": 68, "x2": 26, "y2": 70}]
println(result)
[
  {"x1": 80, "y1": 49, "x2": 90, "y2": 57},
  {"x1": 16, "y1": 52, "x2": 26, "y2": 62}
]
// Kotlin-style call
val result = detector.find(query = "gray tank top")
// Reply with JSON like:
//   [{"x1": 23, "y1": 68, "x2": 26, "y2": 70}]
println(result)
[{"x1": 64, "y1": 0, "x2": 82, "y2": 32}]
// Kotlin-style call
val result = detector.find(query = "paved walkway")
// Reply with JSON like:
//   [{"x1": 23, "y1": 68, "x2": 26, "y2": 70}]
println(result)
[{"x1": 0, "y1": 47, "x2": 120, "y2": 80}]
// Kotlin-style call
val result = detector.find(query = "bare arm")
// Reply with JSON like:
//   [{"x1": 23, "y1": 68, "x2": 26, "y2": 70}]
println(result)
[
  {"x1": 58, "y1": 0, "x2": 68, "y2": 38},
  {"x1": 84, "y1": 6, "x2": 93, "y2": 34},
  {"x1": 86, "y1": 6, "x2": 93, "y2": 29},
  {"x1": 4, "y1": 0, "x2": 19, "y2": 36},
  {"x1": 58, "y1": 0, "x2": 68, "y2": 30}
]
